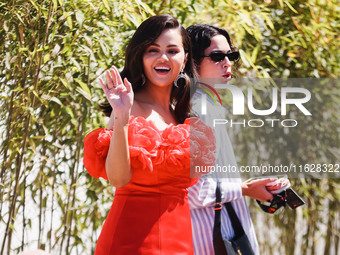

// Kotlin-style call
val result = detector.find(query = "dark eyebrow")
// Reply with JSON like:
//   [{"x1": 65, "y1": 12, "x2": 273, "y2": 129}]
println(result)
[
  {"x1": 149, "y1": 43, "x2": 180, "y2": 48},
  {"x1": 167, "y1": 44, "x2": 180, "y2": 48}
]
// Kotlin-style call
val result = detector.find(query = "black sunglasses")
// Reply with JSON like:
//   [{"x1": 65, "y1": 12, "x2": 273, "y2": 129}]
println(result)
[{"x1": 203, "y1": 51, "x2": 240, "y2": 62}]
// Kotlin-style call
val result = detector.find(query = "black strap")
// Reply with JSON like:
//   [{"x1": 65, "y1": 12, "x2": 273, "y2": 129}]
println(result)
[
  {"x1": 213, "y1": 181, "x2": 228, "y2": 255},
  {"x1": 214, "y1": 181, "x2": 223, "y2": 230},
  {"x1": 224, "y1": 203, "x2": 245, "y2": 238},
  {"x1": 214, "y1": 181, "x2": 245, "y2": 238}
]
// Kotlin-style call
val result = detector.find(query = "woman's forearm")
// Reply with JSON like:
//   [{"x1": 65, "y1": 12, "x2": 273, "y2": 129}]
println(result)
[{"x1": 105, "y1": 113, "x2": 132, "y2": 188}]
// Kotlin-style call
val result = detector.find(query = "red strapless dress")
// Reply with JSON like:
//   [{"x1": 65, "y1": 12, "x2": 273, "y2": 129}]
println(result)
[{"x1": 83, "y1": 116, "x2": 215, "y2": 255}]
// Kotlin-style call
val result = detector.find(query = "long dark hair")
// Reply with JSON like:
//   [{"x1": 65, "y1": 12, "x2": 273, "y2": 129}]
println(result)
[
  {"x1": 100, "y1": 14, "x2": 196, "y2": 124},
  {"x1": 186, "y1": 24, "x2": 239, "y2": 73}
]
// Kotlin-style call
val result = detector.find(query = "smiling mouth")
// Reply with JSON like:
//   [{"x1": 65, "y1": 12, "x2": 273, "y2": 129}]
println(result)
[
  {"x1": 154, "y1": 66, "x2": 171, "y2": 74},
  {"x1": 223, "y1": 73, "x2": 231, "y2": 79}
]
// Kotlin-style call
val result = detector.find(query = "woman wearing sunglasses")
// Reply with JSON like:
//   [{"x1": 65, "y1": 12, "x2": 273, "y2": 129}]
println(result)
[{"x1": 187, "y1": 24, "x2": 276, "y2": 255}]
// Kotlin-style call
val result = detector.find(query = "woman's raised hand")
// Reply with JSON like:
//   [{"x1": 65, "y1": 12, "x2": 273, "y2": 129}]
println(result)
[{"x1": 99, "y1": 66, "x2": 134, "y2": 116}]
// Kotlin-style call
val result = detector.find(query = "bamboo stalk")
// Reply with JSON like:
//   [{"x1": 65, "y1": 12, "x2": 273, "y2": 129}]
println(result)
[
  {"x1": 38, "y1": 171, "x2": 43, "y2": 248},
  {"x1": 62, "y1": 53, "x2": 89, "y2": 254},
  {"x1": 48, "y1": 106, "x2": 61, "y2": 252},
  {"x1": 65, "y1": 54, "x2": 90, "y2": 255},
  {"x1": 65, "y1": 143, "x2": 81, "y2": 254},
  {"x1": 324, "y1": 180, "x2": 332, "y2": 255},
  {"x1": 4, "y1": 152, "x2": 22, "y2": 255},
  {"x1": 0, "y1": 85, "x2": 16, "y2": 219},
  {"x1": 49, "y1": 145, "x2": 57, "y2": 252},
  {"x1": 38, "y1": 140, "x2": 47, "y2": 249},
  {"x1": 60, "y1": 147, "x2": 78, "y2": 255},
  {"x1": 0, "y1": 160, "x2": 14, "y2": 255},
  {"x1": 21, "y1": 173, "x2": 27, "y2": 252},
  {"x1": 336, "y1": 213, "x2": 339, "y2": 255}
]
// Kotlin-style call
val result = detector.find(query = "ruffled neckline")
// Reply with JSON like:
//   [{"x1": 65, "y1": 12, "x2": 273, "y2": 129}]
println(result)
[
  {"x1": 109, "y1": 115, "x2": 191, "y2": 132},
  {"x1": 83, "y1": 115, "x2": 215, "y2": 181}
]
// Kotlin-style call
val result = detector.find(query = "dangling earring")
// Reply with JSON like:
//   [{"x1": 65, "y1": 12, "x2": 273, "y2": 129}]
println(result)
[{"x1": 174, "y1": 70, "x2": 185, "y2": 88}]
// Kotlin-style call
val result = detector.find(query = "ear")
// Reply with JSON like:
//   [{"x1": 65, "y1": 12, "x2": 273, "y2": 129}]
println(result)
[{"x1": 182, "y1": 53, "x2": 188, "y2": 70}]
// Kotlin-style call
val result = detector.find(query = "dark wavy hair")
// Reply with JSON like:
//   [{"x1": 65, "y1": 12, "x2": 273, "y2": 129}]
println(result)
[
  {"x1": 186, "y1": 24, "x2": 240, "y2": 73},
  {"x1": 100, "y1": 14, "x2": 197, "y2": 124}
]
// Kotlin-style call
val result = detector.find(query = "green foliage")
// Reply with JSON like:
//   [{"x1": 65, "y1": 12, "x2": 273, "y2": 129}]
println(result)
[{"x1": 0, "y1": 0, "x2": 338, "y2": 254}]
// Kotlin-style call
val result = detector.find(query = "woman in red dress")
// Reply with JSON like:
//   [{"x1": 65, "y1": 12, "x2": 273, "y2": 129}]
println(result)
[{"x1": 83, "y1": 15, "x2": 215, "y2": 254}]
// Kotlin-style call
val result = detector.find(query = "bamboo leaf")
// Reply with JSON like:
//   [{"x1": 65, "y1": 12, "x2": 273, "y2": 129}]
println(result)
[
  {"x1": 28, "y1": 0, "x2": 40, "y2": 11},
  {"x1": 43, "y1": 53, "x2": 50, "y2": 64},
  {"x1": 75, "y1": 78, "x2": 92, "y2": 100},
  {"x1": 266, "y1": 56, "x2": 278, "y2": 68},
  {"x1": 66, "y1": 15, "x2": 73, "y2": 29},
  {"x1": 51, "y1": 44, "x2": 61, "y2": 58},
  {"x1": 251, "y1": 45, "x2": 260, "y2": 63},
  {"x1": 41, "y1": 94, "x2": 63, "y2": 106},
  {"x1": 75, "y1": 11, "x2": 85, "y2": 28},
  {"x1": 52, "y1": 0, "x2": 58, "y2": 9},
  {"x1": 59, "y1": 77, "x2": 71, "y2": 89},
  {"x1": 264, "y1": 15, "x2": 274, "y2": 30},
  {"x1": 102, "y1": 0, "x2": 110, "y2": 11},
  {"x1": 284, "y1": 1, "x2": 298, "y2": 14}
]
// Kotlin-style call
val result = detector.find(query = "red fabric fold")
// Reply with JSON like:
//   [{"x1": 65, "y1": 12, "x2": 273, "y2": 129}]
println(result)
[{"x1": 83, "y1": 116, "x2": 216, "y2": 183}]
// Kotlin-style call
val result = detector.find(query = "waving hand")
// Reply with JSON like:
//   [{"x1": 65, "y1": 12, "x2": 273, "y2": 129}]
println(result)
[{"x1": 99, "y1": 66, "x2": 134, "y2": 116}]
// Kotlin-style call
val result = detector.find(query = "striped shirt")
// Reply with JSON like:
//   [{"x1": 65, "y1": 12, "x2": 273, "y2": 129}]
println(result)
[{"x1": 189, "y1": 90, "x2": 260, "y2": 255}]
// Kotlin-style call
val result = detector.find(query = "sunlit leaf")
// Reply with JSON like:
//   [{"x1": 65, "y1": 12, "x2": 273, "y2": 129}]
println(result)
[
  {"x1": 284, "y1": 1, "x2": 298, "y2": 14},
  {"x1": 75, "y1": 10, "x2": 85, "y2": 28},
  {"x1": 102, "y1": 0, "x2": 110, "y2": 11},
  {"x1": 75, "y1": 78, "x2": 92, "y2": 100}
]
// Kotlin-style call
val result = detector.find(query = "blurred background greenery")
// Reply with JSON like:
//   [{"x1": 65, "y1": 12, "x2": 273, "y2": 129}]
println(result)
[{"x1": 0, "y1": 0, "x2": 339, "y2": 254}]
